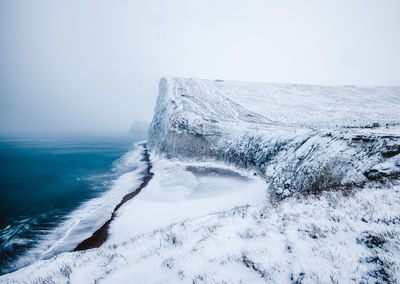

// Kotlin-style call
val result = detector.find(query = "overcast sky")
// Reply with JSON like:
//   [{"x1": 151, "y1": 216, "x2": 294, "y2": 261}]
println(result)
[{"x1": 0, "y1": 0, "x2": 399, "y2": 134}]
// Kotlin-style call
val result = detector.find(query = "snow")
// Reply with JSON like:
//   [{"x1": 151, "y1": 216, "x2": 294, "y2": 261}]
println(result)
[
  {"x1": 215, "y1": 80, "x2": 400, "y2": 128},
  {"x1": 1, "y1": 77, "x2": 400, "y2": 283},
  {"x1": 148, "y1": 77, "x2": 400, "y2": 195},
  {"x1": 105, "y1": 158, "x2": 266, "y2": 244},
  {"x1": 2, "y1": 180, "x2": 399, "y2": 283}
]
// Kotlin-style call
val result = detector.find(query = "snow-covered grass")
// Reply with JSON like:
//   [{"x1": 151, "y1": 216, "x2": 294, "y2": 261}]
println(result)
[{"x1": 1, "y1": 157, "x2": 399, "y2": 284}]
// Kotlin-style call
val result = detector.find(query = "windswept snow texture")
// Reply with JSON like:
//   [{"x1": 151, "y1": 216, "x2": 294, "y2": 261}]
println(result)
[{"x1": 148, "y1": 77, "x2": 400, "y2": 195}]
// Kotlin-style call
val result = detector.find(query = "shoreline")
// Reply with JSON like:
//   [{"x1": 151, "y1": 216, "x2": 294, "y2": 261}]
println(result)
[{"x1": 74, "y1": 143, "x2": 153, "y2": 251}]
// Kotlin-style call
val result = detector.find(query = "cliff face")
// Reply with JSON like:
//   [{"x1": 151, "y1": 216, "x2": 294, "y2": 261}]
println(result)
[{"x1": 148, "y1": 77, "x2": 400, "y2": 196}]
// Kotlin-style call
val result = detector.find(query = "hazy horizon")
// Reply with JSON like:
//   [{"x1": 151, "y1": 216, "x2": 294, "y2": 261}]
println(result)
[{"x1": 1, "y1": 0, "x2": 399, "y2": 134}]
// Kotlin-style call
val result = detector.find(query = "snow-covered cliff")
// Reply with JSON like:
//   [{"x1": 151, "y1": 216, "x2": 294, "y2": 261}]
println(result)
[
  {"x1": 148, "y1": 77, "x2": 400, "y2": 196},
  {"x1": 2, "y1": 78, "x2": 400, "y2": 283}
]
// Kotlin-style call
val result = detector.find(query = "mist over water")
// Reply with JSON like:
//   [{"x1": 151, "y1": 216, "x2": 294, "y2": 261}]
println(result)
[{"x1": 0, "y1": 133, "x2": 145, "y2": 274}]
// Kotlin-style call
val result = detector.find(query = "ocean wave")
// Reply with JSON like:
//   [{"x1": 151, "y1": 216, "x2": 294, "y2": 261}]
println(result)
[{"x1": 0, "y1": 142, "x2": 147, "y2": 275}]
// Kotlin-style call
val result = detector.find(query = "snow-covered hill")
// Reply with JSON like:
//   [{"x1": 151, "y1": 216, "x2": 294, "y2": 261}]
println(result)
[
  {"x1": 149, "y1": 77, "x2": 400, "y2": 196},
  {"x1": 1, "y1": 77, "x2": 400, "y2": 283}
]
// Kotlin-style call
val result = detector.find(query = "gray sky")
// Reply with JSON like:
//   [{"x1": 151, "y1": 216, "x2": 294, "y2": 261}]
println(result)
[{"x1": 0, "y1": 0, "x2": 399, "y2": 134}]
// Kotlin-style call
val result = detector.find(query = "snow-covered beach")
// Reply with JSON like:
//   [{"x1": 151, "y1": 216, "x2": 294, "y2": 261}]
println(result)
[{"x1": 74, "y1": 144, "x2": 154, "y2": 251}]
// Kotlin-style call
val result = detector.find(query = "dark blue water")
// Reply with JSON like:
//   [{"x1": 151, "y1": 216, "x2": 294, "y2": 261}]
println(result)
[{"x1": 0, "y1": 134, "x2": 143, "y2": 274}]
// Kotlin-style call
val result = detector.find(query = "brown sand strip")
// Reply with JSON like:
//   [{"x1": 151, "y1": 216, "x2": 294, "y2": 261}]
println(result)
[{"x1": 74, "y1": 143, "x2": 153, "y2": 251}]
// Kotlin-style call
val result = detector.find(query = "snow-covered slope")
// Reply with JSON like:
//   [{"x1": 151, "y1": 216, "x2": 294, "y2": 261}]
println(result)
[
  {"x1": 2, "y1": 78, "x2": 400, "y2": 283},
  {"x1": 2, "y1": 183, "x2": 399, "y2": 283},
  {"x1": 148, "y1": 77, "x2": 400, "y2": 196}
]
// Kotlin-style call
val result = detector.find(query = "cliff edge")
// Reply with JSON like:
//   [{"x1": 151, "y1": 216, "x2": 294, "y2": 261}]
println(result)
[{"x1": 148, "y1": 77, "x2": 400, "y2": 196}]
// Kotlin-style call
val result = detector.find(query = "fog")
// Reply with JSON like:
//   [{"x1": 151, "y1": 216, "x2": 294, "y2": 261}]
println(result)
[{"x1": 0, "y1": 0, "x2": 399, "y2": 134}]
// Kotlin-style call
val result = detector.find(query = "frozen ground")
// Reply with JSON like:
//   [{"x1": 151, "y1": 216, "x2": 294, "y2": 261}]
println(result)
[{"x1": 1, "y1": 78, "x2": 399, "y2": 283}]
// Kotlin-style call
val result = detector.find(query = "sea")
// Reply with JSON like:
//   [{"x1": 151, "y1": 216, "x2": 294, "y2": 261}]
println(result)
[{"x1": 0, "y1": 133, "x2": 146, "y2": 275}]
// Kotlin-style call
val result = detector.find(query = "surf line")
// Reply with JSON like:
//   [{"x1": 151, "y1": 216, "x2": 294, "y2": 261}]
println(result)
[{"x1": 74, "y1": 143, "x2": 153, "y2": 251}]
